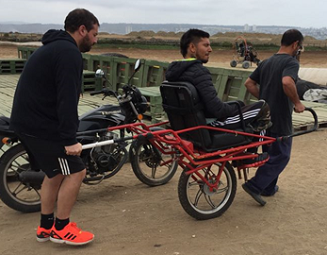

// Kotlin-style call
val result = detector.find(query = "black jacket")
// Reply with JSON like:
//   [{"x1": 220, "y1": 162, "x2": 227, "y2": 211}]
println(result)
[
  {"x1": 10, "y1": 30, "x2": 83, "y2": 146},
  {"x1": 165, "y1": 59, "x2": 238, "y2": 120}
]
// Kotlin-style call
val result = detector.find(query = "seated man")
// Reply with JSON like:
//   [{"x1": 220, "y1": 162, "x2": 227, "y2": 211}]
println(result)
[{"x1": 165, "y1": 28, "x2": 270, "y2": 133}]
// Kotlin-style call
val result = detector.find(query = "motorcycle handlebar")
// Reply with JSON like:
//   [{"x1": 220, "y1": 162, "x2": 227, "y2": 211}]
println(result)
[
  {"x1": 89, "y1": 90, "x2": 103, "y2": 96},
  {"x1": 90, "y1": 88, "x2": 116, "y2": 97}
]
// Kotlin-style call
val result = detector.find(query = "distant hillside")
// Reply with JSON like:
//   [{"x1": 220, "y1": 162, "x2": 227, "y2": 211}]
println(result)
[
  {"x1": 0, "y1": 23, "x2": 63, "y2": 34},
  {"x1": 1, "y1": 25, "x2": 326, "y2": 49},
  {"x1": 1, "y1": 22, "x2": 326, "y2": 39}
]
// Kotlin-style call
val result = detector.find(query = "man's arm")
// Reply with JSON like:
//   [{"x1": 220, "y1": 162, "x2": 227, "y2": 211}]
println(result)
[
  {"x1": 282, "y1": 76, "x2": 305, "y2": 113},
  {"x1": 244, "y1": 77, "x2": 260, "y2": 99}
]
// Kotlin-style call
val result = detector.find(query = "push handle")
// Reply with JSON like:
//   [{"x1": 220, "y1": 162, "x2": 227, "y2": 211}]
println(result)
[{"x1": 278, "y1": 107, "x2": 318, "y2": 141}]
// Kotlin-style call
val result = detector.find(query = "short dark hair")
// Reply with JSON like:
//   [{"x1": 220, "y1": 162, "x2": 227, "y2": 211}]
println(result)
[
  {"x1": 64, "y1": 8, "x2": 99, "y2": 33},
  {"x1": 281, "y1": 29, "x2": 304, "y2": 46},
  {"x1": 180, "y1": 29, "x2": 210, "y2": 57}
]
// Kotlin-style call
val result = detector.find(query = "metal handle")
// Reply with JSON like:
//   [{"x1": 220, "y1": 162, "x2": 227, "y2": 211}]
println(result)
[
  {"x1": 291, "y1": 107, "x2": 318, "y2": 137},
  {"x1": 278, "y1": 107, "x2": 318, "y2": 141}
]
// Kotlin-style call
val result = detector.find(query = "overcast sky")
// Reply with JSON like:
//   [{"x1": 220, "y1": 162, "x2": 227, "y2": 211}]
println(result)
[{"x1": 0, "y1": 0, "x2": 325, "y2": 28}]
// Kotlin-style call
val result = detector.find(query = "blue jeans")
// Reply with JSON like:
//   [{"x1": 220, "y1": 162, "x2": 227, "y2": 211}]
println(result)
[{"x1": 247, "y1": 132, "x2": 292, "y2": 195}]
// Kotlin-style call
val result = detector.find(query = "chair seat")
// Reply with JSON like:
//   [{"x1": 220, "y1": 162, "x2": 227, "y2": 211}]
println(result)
[
  {"x1": 209, "y1": 128, "x2": 253, "y2": 151},
  {"x1": 160, "y1": 81, "x2": 253, "y2": 153}
]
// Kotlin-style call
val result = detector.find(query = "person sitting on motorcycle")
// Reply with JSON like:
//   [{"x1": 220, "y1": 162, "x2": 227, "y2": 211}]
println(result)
[{"x1": 165, "y1": 28, "x2": 271, "y2": 161}]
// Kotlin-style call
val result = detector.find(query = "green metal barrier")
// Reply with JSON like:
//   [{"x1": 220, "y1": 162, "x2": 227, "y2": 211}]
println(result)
[
  {"x1": 142, "y1": 60, "x2": 169, "y2": 87},
  {"x1": 208, "y1": 66, "x2": 256, "y2": 104},
  {"x1": 0, "y1": 59, "x2": 26, "y2": 74},
  {"x1": 17, "y1": 46, "x2": 38, "y2": 59},
  {"x1": 13, "y1": 48, "x2": 258, "y2": 120},
  {"x1": 111, "y1": 57, "x2": 145, "y2": 91}
]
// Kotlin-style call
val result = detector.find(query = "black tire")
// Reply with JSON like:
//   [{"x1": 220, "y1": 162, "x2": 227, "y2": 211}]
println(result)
[
  {"x1": 0, "y1": 143, "x2": 41, "y2": 212},
  {"x1": 129, "y1": 136, "x2": 178, "y2": 186},
  {"x1": 101, "y1": 52, "x2": 128, "y2": 58},
  {"x1": 242, "y1": 61, "x2": 250, "y2": 69},
  {"x1": 230, "y1": 60, "x2": 237, "y2": 67},
  {"x1": 178, "y1": 162, "x2": 236, "y2": 220}
]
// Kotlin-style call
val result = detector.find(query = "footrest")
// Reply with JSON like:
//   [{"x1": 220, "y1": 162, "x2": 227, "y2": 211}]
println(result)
[{"x1": 241, "y1": 156, "x2": 269, "y2": 168}]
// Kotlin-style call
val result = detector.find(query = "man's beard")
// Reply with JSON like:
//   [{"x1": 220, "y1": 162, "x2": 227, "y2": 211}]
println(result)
[{"x1": 80, "y1": 35, "x2": 92, "y2": 53}]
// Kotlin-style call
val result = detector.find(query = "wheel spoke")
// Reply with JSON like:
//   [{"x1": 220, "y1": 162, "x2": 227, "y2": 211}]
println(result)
[
  {"x1": 188, "y1": 179, "x2": 204, "y2": 207},
  {"x1": 151, "y1": 166, "x2": 156, "y2": 178},
  {"x1": 193, "y1": 188, "x2": 204, "y2": 207},
  {"x1": 11, "y1": 182, "x2": 29, "y2": 197},
  {"x1": 204, "y1": 194, "x2": 217, "y2": 209},
  {"x1": 215, "y1": 182, "x2": 228, "y2": 194}
]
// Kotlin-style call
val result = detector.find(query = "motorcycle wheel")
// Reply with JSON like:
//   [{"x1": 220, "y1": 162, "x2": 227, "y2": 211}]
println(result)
[
  {"x1": 129, "y1": 137, "x2": 178, "y2": 186},
  {"x1": 178, "y1": 162, "x2": 236, "y2": 220},
  {"x1": 0, "y1": 143, "x2": 41, "y2": 213}
]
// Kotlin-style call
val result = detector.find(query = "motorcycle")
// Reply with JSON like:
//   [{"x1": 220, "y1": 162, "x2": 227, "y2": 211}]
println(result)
[{"x1": 0, "y1": 59, "x2": 178, "y2": 213}]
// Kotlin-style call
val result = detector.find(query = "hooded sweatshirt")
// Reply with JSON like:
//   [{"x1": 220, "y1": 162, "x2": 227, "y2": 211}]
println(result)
[
  {"x1": 10, "y1": 29, "x2": 83, "y2": 146},
  {"x1": 165, "y1": 59, "x2": 238, "y2": 120}
]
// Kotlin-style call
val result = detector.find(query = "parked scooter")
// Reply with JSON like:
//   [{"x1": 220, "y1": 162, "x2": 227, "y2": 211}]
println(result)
[{"x1": 0, "y1": 59, "x2": 178, "y2": 213}]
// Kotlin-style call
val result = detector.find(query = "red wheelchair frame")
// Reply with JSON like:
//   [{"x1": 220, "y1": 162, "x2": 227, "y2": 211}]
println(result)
[{"x1": 83, "y1": 107, "x2": 317, "y2": 220}]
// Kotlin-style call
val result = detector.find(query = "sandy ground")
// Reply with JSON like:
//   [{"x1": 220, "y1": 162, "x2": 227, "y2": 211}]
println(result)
[{"x1": 1, "y1": 44, "x2": 327, "y2": 255}]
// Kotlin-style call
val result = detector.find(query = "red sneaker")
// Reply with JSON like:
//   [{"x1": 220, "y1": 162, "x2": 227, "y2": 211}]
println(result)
[
  {"x1": 50, "y1": 222, "x2": 94, "y2": 246},
  {"x1": 36, "y1": 226, "x2": 51, "y2": 242}
]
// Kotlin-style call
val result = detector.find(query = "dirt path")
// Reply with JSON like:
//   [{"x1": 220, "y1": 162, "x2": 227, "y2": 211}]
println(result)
[{"x1": 1, "y1": 44, "x2": 327, "y2": 255}]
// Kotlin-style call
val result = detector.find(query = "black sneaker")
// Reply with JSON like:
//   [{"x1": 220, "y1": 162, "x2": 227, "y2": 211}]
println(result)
[
  {"x1": 261, "y1": 185, "x2": 279, "y2": 197},
  {"x1": 242, "y1": 183, "x2": 266, "y2": 206}
]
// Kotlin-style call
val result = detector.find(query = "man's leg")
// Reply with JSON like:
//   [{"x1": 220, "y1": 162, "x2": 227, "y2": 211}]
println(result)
[
  {"x1": 56, "y1": 169, "x2": 86, "y2": 219},
  {"x1": 209, "y1": 100, "x2": 269, "y2": 130},
  {"x1": 243, "y1": 134, "x2": 292, "y2": 205},
  {"x1": 37, "y1": 174, "x2": 65, "y2": 242},
  {"x1": 41, "y1": 174, "x2": 65, "y2": 214},
  {"x1": 248, "y1": 136, "x2": 292, "y2": 192},
  {"x1": 49, "y1": 168, "x2": 94, "y2": 246}
]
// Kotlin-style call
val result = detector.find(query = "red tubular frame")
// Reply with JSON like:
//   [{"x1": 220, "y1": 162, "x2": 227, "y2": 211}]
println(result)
[
  {"x1": 110, "y1": 122, "x2": 275, "y2": 172},
  {"x1": 99, "y1": 108, "x2": 317, "y2": 190}
]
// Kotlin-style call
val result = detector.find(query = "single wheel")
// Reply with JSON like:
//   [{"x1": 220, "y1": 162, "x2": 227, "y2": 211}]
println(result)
[
  {"x1": 0, "y1": 143, "x2": 41, "y2": 212},
  {"x1": 129, "y1": 136, "x2": 178, "y2": 186},
  {"x1": 242, "y1": 61, "x2": 250, "y2": 69},
  {"x1": 178, "y1": 162, "x2": 236, "y2": 220},
  {"x1": 230, "y1": 60, "x2": 237, "y2": 67}
]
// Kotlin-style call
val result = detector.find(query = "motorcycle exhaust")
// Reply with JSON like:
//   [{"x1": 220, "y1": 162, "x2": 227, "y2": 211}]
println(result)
[{"x1": 19, "y1": 171, "x2": 45, "y2": 185}]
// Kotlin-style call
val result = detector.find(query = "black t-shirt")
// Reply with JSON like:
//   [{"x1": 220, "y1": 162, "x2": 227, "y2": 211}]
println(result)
[{"x1": 250, "y1": 54, "x2": 299, "y2": 135}]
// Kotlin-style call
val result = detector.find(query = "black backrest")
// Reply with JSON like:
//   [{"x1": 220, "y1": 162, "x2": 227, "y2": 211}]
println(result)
[{"x1": 160, "y1": 81, "x2": 212, "y2": 148}]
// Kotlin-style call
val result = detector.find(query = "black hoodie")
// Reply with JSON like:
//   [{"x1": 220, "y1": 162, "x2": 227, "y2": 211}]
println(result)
[
  {"x1": 165, "y1": 59, "x2": 238, "y2": 120},
  {"x1": 10, "y1": 29, "x2": 83, "y2": 146}
]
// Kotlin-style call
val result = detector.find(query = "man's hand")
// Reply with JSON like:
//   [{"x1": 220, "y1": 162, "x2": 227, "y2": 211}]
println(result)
[
  {"x1": 294, "y1": 102, "x2": 306, "y2": 113},
  {"x1": 65, "y1": 143, "x2": 82, "y2": 156}
]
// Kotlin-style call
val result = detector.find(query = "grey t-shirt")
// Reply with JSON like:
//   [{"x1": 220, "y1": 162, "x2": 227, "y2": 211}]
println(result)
[{"x1": 250, "y1": 54, "x2": 299, "y2": 135}]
